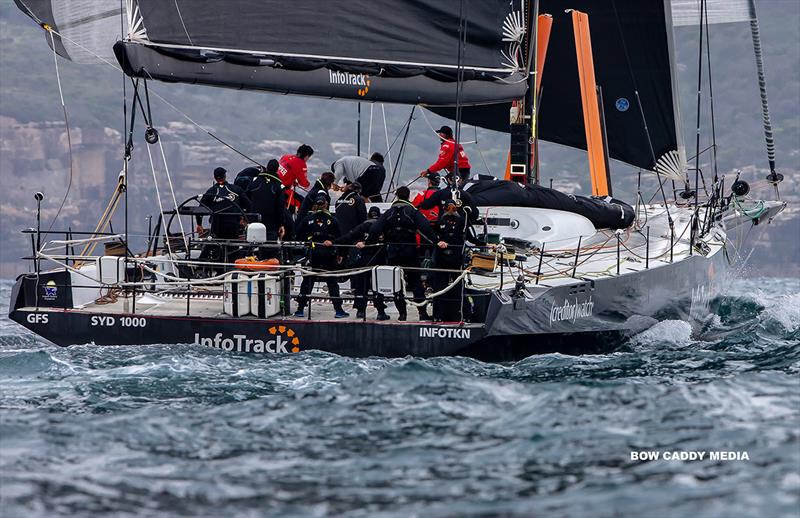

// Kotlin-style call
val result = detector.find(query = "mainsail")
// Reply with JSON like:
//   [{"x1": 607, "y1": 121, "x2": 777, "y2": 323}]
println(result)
[
  {"x1": 14, "y1": 0, "x2": 773, "y2": 176},
  {"x1": 15, "y1": 0, "x2": 529, "y2": 106}
]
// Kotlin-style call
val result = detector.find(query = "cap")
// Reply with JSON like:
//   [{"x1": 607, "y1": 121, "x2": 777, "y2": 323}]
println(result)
[
  {"x1": 265, "y1": 159, "x2": 279, "y2": 174},
  {"x1": 435, "y1": 125, "x2": 453, "y2": 138},
  {"x1": 313, "y1": 192, "x2": 329, "y2": 204},
  {"x1": 213, "y1": 167, "x2": 227, "y2": 180},
  {"x1": 426, "y1": 171, "x2": 441, "y2": 184},
  {"x1": 368, "y1": 206, "x2": 381, "y2": 218}
]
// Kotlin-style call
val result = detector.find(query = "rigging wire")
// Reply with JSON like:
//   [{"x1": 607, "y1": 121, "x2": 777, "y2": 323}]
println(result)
[
  {"x1": 43, "y1": 29, "x2": 74, "y2": 235},
  {"x1": 385, "y1": 106, "x2": 416, "y2": 195},
  {"x1": 27, "y1": 21, "x2": 266, "y2": 170},
  {"x1": 367, "y1": 103, "x2": 374, "y2": 155},
  {"x1": 381, "y1": 104, "x2": 394, "y2": 194},
  {"x1": 703, "y1": 7, "x2": 719, "y2": 185}
]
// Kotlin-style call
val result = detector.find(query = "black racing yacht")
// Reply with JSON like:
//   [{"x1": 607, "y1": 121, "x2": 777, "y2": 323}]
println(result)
[{"x1": 8, "y1": 0, "x2": 787, "y2": 360}]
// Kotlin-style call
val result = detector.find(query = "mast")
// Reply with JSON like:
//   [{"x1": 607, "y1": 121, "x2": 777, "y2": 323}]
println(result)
[{"x1": 525, "y1": 0, "x2": 539, "y2": 185}]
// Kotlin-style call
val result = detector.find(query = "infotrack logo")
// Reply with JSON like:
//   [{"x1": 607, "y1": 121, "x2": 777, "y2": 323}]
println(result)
[
  {"x1": 194, "y1": 325, "x2": 301, "y2": 354},
  {"x1": 328, "y1": 70, "x2": 371, "y2": 96}
]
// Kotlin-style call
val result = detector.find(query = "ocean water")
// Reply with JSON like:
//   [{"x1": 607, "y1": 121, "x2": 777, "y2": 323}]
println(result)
[{"x1": 0, "y1": 278, "x2": 798, "y2": 518}]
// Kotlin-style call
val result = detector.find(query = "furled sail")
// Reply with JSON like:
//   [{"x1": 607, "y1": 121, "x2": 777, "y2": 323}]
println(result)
[
  {"x1": 431, "y1": 0, "x2": 685, "y2": 174},
  {"x1": 14, "y1": 0, "x2": 529, "y2": 106}
]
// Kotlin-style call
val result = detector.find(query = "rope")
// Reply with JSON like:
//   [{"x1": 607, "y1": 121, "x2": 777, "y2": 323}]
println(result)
[{"x1": 732, "y1": 196, "x2": 767, "y2": 219}]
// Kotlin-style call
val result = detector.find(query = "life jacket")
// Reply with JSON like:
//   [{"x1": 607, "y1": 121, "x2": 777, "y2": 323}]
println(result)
[
  {"x1": 436, "y1": 211, "x2": 468, "y2": 261},
  {"x1": 413, "y1": 189, "x2": 440, "y2": 222},
  {"x1": 304, "y1": 210, "x2": 336, "y2": 261},
  {"x1": 384, "y1": 202, "x2": 418, "y2": 245}
]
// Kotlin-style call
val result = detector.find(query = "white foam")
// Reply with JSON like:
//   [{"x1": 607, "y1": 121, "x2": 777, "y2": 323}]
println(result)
[
  {"x1": 762, "y1": 292, "x2": 800, "y2": 331},
  {"x1": 632, "y1": 319, "x2": 693, "y2": 347}
]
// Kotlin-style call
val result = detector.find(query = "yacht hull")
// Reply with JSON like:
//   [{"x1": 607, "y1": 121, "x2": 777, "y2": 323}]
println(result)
[{"x1": 9, "y1": 250, "x2": 726, "y2": 361}]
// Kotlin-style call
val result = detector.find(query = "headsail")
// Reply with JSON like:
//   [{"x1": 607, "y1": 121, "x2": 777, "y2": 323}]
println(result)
[{"x1": 14, "y1": 0, "x2": 126, "y2": 64}]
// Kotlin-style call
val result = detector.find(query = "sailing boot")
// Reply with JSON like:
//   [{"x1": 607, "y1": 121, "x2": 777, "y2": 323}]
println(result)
[
  {"x1": 418, "y1": 306, "x2": 432, "y2": 321},
  {"x1": 395, "y1": 292, "x2": 407, "y2": 321},
  {"x1": 376, "y1": 311, "x2": 390, "y2": 321}
]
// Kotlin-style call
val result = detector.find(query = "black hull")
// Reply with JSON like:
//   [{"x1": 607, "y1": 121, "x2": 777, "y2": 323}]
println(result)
[{"x1": 9, "y1": 251, "x2": 727, "y2": 361}]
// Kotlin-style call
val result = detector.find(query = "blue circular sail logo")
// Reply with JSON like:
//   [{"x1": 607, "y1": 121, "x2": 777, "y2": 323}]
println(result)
[{"x1": 615, "y1": 98, "x2": 630, "y2": 112}]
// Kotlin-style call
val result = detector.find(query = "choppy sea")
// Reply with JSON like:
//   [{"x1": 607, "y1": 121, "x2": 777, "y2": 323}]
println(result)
[{"x1": 0, "y1": 277, "x2": 798, "y2": 517}]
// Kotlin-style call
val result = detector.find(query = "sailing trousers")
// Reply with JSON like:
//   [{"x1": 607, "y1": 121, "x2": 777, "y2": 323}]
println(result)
[
  {"x1": 351, "y1": 271, "x2": 386, "y2": 313},
  {"x1": 296, "y1": 254, "x2": 343, "y2": 313},
  {"x1": 391, "y1": 254, "x2": 425, "y2": 317},
  {"x1": 431, "y1": 254, "x2": 465, "y2": 322}
]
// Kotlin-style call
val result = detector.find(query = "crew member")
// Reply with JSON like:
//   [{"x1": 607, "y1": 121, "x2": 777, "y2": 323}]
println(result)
[
  {"x1": 431, "y1": 201, "x2": 485, "y2": 322},
  {"x1": 279, "y1": 144, "x2": 314, "y2": 210},
  {"x1": 294, "y1": 193, "x2": 348, "y2": 319},
  {"x1": 417, "y1": 174, "x2": 480, "y2": 224},
  {"x1": 233, "y1": 165, "x2": 261, "y2": 191},
  {"x1": 334, "y1": 181, "x2": 367, "y2": 235},
  {"x1": 297, "y1": 171, "x2": 335, "y2": 221},
  {"x1": 245, "y1": 159, "x2": 286, "y2": 240},
  {"x1": 195, "y1": 167, "x2": 250, "y2": 239},
  {"x1": 412, "y1": 171, "x2": 441, "y2": 223},
  {"x1": 359, "y1": 186, "x2": 436, "y2": 321},
  {"x1": 331, "y1": 152, "x2": 386, "y2": 202},
  {"x1": 420, "y1": 125, "x2": 471, "y2": 184},
  {"x1": 338, "y1": 206, "x2": 388, "y2": 320}
]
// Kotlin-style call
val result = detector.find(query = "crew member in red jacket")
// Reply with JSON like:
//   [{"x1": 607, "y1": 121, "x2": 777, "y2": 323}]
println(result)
[
  {"x1": 420, "y1": 125, "x2": 471, "y2": 184},
  {"x1": 412, "y1": 171, "x2": 441, "y2": 223},
  {"x1": 279, "y1": 144, "x2": 314, "y2": 210}
]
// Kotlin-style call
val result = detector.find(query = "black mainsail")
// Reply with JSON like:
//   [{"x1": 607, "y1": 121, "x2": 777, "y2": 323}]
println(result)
[
  {"x1": 431, "y1": 0, "x2": 684, "y2": 174},
  {"x1": 16, "y1": 0, "x2": 529, "y2": 106}
]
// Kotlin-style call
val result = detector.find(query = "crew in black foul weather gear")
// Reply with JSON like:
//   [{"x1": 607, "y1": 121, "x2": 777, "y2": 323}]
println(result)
[
  {"x1": 233, "y1": 166, "x2": 261, "y2": 191},
  {"x1": 361, "y1": 186, "x2": 436, "y2": 321},
  {"x1": 334, "y1": 181, "x2": 367, "y2": 235},
  {"x1": 294, "y1": 194, "x2": 348, "y2": 319},
  {"x1": 245, "y1": 159, "x2": 286, "y2": 240},
  {"x1": 417, "y1": 183, "x2": 480, "y2": 224},
  {"x1": 337, "y1": 206, "x2": 388, "y2": 320},
  {"x1": 297, "y1": 171, "x2": 335, "y2": 221},
  {"x1": 338, "y1": 207, "x2": 388, "y2": 319},
  {"x1": 196, "y1": 167, "x2": 251, "y2": 239},
  {"x1": 431, "y1": 202, "x2": 485, "y2": 322}
]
